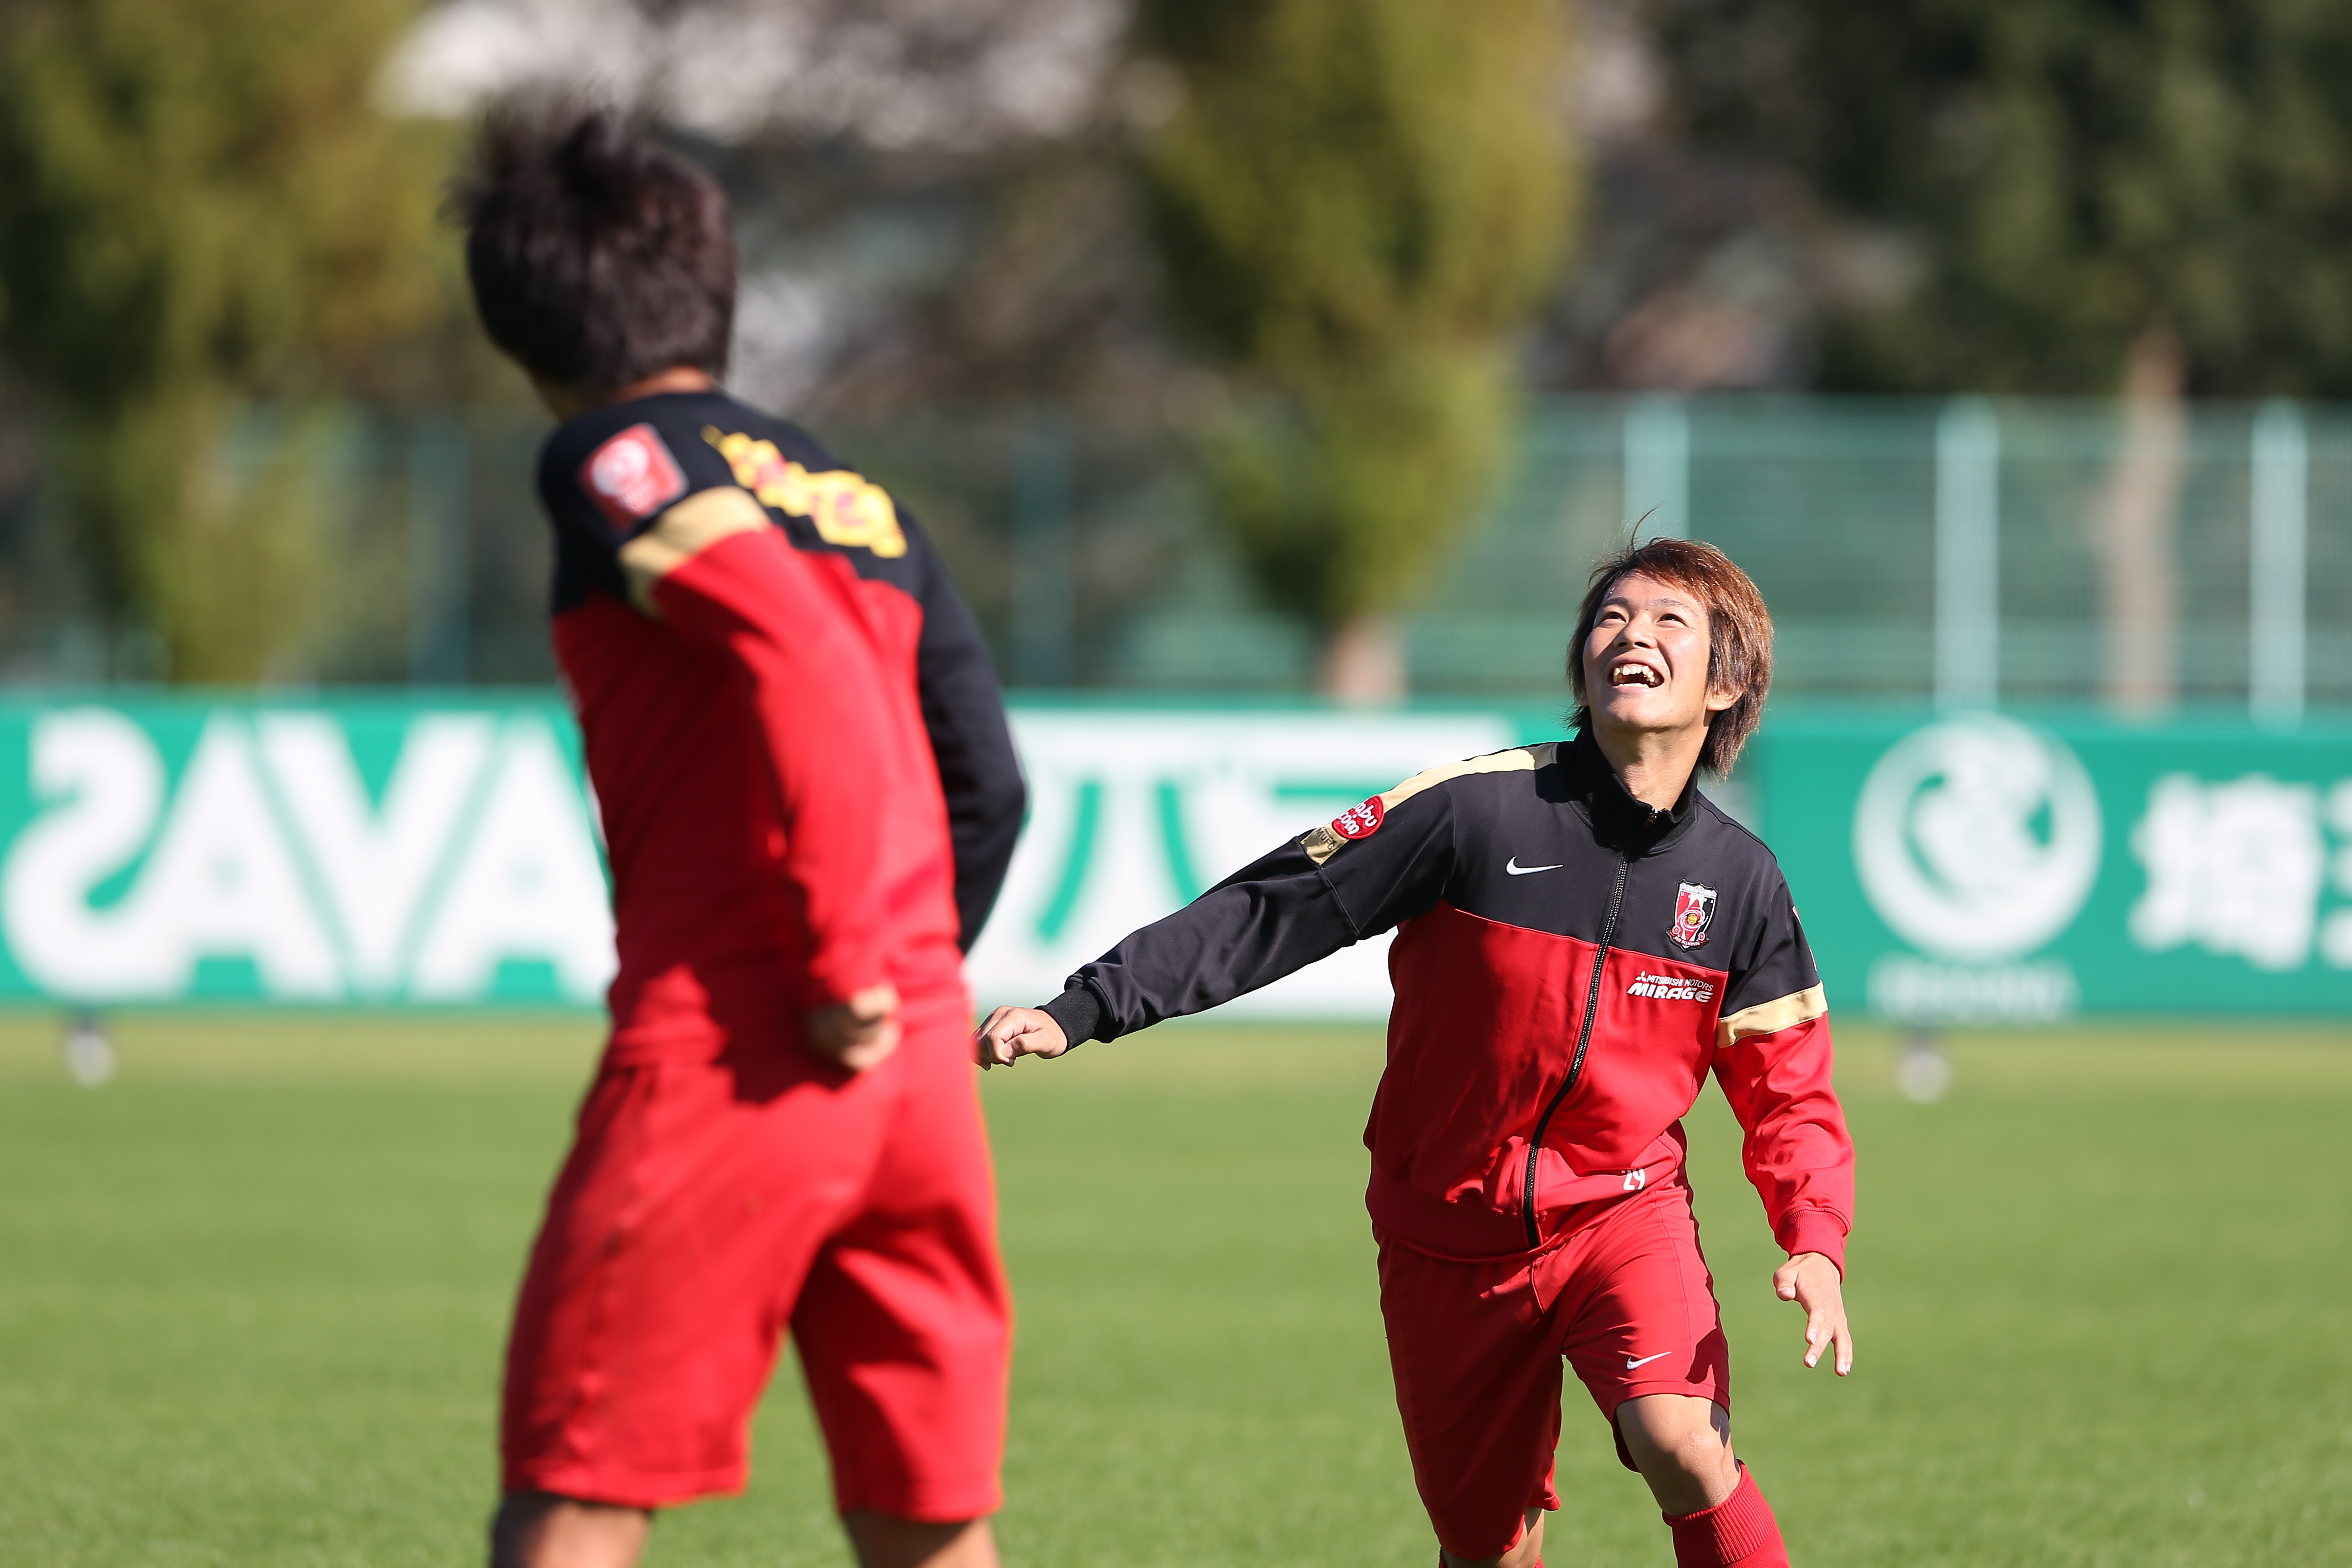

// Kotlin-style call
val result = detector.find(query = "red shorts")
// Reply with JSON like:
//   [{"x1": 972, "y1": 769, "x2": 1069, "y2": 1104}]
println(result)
[
  {"x1": 501, "y1": 991, "x2": 1009, "y2": 1517},
  {"x1": 1375, "y1": 1175, "x2": 1730, "y2": 1558}
]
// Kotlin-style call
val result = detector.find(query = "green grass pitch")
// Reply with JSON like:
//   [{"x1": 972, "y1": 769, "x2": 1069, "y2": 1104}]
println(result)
[{"x1": 2, "y1": 1013, "x2": 2350, "y2": 1565}]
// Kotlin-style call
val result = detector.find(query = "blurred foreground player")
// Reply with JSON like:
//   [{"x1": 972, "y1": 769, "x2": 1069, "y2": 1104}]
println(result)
[
  {"x1": 978, "y1": 539, "x2": 1852, "y2": 1568},
  {"x1": 456, "y1": 108, "x2": 1024, "y2": 1568}
]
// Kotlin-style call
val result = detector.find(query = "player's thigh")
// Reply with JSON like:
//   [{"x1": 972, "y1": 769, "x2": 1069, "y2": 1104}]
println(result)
[
  {"x1": 1375, "y1": 1235, "x2": 1568, "y2": 1559},
  {"x1": 516, "y1": 1049, "x2": 894, "y2": 1338},
  {"x1": 505, "y1": 1049, "x2": 898, "y2": 1497},
  {"x1": 1557, "y1": 1182, "x2": 1730, "y2": 1442},
  {"x1": 793, "y1": 1004, "x2": 1010, "y2": 1520}
]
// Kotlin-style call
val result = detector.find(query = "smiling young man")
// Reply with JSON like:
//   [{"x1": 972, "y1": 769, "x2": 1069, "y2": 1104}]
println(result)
[
  {"x1": 976, "y1": 537, "x2": 1853, "y2": 1568},
  {"x1": 456, "y1": 110, "x2": 1024, "y2": 1568}
]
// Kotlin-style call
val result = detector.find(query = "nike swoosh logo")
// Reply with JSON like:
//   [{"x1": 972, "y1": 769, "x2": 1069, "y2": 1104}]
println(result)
[
  {"x1": 1624, "y1": 1351, "x2": 1673, "y2": 1370},
  {"x1": 1505, "y1": 858, "x2": 1563, "y2": 876}
]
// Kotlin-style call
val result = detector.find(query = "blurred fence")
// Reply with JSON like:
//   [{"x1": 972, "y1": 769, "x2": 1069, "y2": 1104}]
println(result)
[
  {"x1": 1235, "y1": 394, "x2": 2336, "y2": 712},
  {"x1": 881, "y1": 393, "x2": 2352, "y2": 712},
  {"x1": 0, "y1": 405, "x2": 562, "y2": 687},
  {"x1": 0, "y1": 395, "x2": 2342, "y2": 710}
]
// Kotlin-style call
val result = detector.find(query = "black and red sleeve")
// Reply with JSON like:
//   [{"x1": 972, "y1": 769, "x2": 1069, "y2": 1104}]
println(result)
[
  {"x1": 1710, "y1": 871, "x2": 1854, "y2": 1270},
  {"x1": 902, "y1": 511, "x2": 1025, "y2": 950},
  {"x1": 1041, "y1": 784, "x2": 1458, "y2": 1045}
]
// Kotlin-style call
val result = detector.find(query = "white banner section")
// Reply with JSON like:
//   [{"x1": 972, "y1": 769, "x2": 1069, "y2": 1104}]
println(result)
[{"x1": 965, "y1": 708, "x2": 1521, "y2": 1021}]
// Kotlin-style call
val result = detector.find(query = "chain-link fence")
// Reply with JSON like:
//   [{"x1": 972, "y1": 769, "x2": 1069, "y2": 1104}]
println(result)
[
  {"x1": 0, "y1": 394, "x2": 2337, "y2": 713},
  {"x1": 1001, "y1": 394, "x2": 2343, "y2": 715}
]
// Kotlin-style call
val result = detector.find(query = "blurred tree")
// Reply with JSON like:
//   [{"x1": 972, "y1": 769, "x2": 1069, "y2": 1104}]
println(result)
[
  {"x1": 1660, "y1": 0, "x2": 2352, "y2": 710},
  {"x1": 0, "y1": 0, "x2": 451, "y2": 681},
  {"x1": 1134, "y1": 0, "x2": 1574, "y2": 698},
  {"x1": 1656, "y1": 0, "x2": 2352, "y2": 397}
]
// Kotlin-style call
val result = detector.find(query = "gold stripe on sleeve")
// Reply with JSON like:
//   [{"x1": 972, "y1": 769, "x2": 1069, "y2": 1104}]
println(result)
[
  {"x1": 1715, "y1": 984, "x2": 1828, "y2": 1048},
  {"x1": 617, "y1": 486, "x2": 772, "y2": 612},
  {"x1": 1297, "y1": 744, "x2": 1558, "y2": 865}
]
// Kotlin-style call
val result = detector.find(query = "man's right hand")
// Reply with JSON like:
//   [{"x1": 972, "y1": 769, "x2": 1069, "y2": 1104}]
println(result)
[
  {"x1": 807, "y1": 983, "x2": 902, "y2": 1072},
  {"x1": 972, "y1": 1005, "x2": 1070, "y2": 1069}
]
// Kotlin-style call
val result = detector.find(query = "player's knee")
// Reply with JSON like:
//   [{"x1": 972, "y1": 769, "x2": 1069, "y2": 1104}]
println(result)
[
  {"x1": 1438, "y1": 1506, "x2": 1544, "y2": 1568},
  {"x1": 1616, "y1": 1394, "x2": 1735, "y2": 1484},
  {"x1": 841, "y1": 1510, "x2": 997, "y2": 1568},
  {"x1": 489, "y1": 1492, "x2": 651, "y2": 1568}
]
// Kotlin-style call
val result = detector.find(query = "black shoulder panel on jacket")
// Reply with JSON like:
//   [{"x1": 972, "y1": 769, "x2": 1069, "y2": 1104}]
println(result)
[{"x1": 539, "y1": 392, "x2": 743, "y2": 612}]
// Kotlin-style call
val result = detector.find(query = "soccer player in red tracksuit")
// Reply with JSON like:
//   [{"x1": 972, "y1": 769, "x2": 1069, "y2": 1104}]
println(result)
[
  {"x1": 979, "y1": 538, "x2": 1855, "y2": 1568},
  {"x1": 455, "y1": 112, "x2": 1026, "y2": 1568}
]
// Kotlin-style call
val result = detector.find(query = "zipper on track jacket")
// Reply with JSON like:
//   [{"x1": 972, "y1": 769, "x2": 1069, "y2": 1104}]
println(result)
[{"x1": 1521, "y1": 852, "x2": 1629, "y2": 1248}]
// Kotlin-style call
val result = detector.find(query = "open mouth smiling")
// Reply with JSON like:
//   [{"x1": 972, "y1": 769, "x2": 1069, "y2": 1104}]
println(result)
[{"x1": 1610, "y1": 661, "x2": 1664, "y2": 689}]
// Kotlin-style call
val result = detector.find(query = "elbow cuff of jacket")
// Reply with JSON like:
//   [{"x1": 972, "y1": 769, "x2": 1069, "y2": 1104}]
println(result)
[{"x1": 1777, "y1": 1210, "x2": 1849, "y2": 1275}]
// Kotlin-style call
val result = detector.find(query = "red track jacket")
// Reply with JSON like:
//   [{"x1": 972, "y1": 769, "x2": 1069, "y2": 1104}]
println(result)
[
  {"x1": 537, "y1": 391, "x2": 1024, "y2": 1062},
  {"x1": 1040, "y1": 731, "x2": 1854, "y2": 1268}
]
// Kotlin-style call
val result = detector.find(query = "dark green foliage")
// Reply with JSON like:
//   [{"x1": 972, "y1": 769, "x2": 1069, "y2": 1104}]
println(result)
[
  {"x1": 0, "y1": 0, "x2": 451, "y2": 679},
  {"x1": 1660, "y1": 0, "x2": 2352, "y2": 394},
  {"x1": 1135, "y1": 0, "x2": 1573, "y2": 637}
]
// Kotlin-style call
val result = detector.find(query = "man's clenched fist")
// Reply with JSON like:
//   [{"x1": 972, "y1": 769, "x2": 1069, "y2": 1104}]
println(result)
[{"x1": 971, "y1": 1005, "x2": 1070, "y2": 1069}]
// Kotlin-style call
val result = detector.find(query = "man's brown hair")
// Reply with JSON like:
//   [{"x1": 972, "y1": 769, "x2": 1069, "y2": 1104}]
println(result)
[
  {"x1": 1567, "y1": 537, "x2": 1774, "y2": 775},
  {"x1": 450, "y1": 104, "x2": 735, "y2": 396}
]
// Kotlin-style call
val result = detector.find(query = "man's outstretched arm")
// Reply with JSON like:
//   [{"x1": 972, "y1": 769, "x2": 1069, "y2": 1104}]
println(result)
[
  {"x1": 974, "y1": 839, "x2": 1359, "y2": 1067},
  {"x1": 975, "y1": 784, "x2": 1461, "y2": 1067}
]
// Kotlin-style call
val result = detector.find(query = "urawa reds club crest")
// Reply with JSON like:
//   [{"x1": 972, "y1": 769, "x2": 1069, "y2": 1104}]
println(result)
[{"x1": 1671, "y1": 881, "x2": 1717, "y2": 949}]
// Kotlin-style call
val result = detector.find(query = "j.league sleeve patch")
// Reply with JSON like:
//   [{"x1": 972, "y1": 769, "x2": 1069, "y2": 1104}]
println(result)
[{"x1": 580, "y1": 423, "x2": 688, "y2": 532}]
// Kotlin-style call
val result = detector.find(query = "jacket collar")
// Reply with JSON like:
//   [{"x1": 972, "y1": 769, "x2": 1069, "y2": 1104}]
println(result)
[{"x1": 1564, "y1": 727, "x2": 1700, "y2": 853}]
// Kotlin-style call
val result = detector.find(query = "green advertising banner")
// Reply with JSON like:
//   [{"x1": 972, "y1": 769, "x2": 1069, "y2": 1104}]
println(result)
[
  {"x1": 1752, "y1": 710, "x2": 2352, "y2": 1021},
  {"x1": 0, "y1": 695, "x2": 2339, "y2": 1020},
  {"x1": 0, "y1": 696, "x2": 610, "y2": 1005}
]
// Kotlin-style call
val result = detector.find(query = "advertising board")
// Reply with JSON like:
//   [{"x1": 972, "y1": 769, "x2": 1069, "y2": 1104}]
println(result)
[
  {"x1": 0, "y1": 696, "x2": 2339, "y2": 1022},
  {"x1": 1754, "y1": 710, "x2": 2352, "y2": 1022},
  {"x1": 0, "y1": 698, "x2": 612, "y2": 1005}
]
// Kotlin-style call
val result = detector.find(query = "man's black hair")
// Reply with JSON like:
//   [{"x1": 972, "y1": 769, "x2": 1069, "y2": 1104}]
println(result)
[{"x1": 451, "y1": 105, "x2": 735, "y2": 395}]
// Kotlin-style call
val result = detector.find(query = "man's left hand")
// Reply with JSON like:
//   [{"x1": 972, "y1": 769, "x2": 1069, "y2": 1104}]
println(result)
[
  {"x1": 806, "y1": 983, "x2": 902, "y2": 1072},
  {"x1": 1772, "y1": 1251, "x2": 1852, "y2": 1375}
]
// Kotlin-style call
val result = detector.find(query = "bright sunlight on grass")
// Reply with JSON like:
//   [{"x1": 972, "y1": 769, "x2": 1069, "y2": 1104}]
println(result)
[{"x1": 1, "y1": 1015, "x2": 2349, "y2": 1565}]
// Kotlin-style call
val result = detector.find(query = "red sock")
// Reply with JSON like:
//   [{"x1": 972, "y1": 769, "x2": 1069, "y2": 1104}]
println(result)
[{"x1": 1663, "y1": 1465, "x2": 1787, "y2": 1568}]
